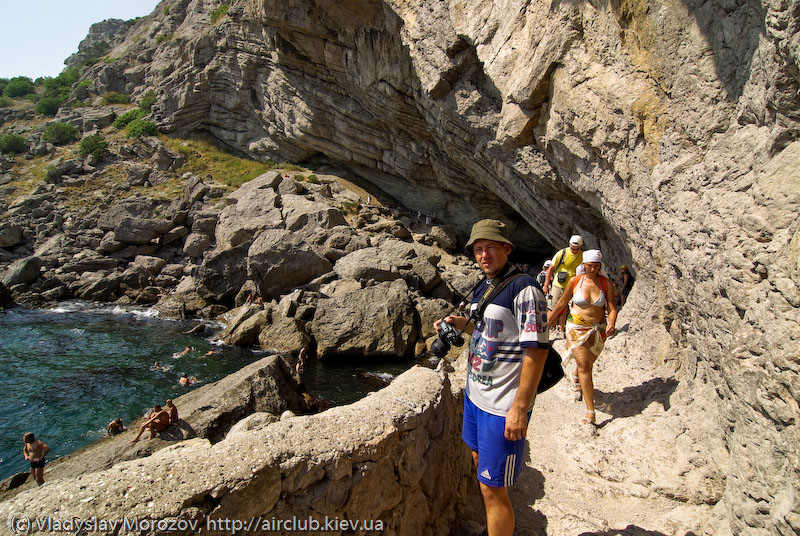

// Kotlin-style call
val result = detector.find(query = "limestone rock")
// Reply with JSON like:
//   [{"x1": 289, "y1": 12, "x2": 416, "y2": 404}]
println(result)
[
  {"x1": 247, "y1": 229, "x2": 333, "y2": 300},
  {"x1": 258, "y1": 316, "x2": 312, "y2": 352},
  {"x1": 0, "y1": 224, "x2": 22, "y2": 248},
  {"x1": 132, "y1": 254, "x2": 166, "y2": 275},
  {"x1": 113, "y1": 217, "x2": 174, "y2": 244},
  {"x1": 2, "y1": 256, "x2": 42, "y2": 287},
  {"x1": 215, "y1": 173, "x2": 283, "y2": 248},
  {"x1": 182, "y1": 232, "x2": 211, "y2": 257},
  {"x1": 309, "y1": 279, "x2": 417, "y2": 358},
  {"x1": 281, "y1": 193, "x2": 348, "y2": 232},
  {"x1": 194, "y1": 243, "x2": 250, "y2": 302}
]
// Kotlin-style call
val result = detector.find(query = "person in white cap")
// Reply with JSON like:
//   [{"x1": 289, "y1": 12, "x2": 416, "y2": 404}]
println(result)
[
  {"x1": 435, "y1": 218, "x2": 549, "y2": 536},
  {"x1": 547, "y1": 249, "x2": 617, "y2": 425},
  {"x1": 536, "y1": 259, "x2": 551, "y2": 288},
  {"x1": 543, "y1": 235, "x2": 584, "y2": 335}
]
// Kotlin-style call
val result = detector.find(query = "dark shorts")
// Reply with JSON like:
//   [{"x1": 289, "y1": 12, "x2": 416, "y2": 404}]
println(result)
[
  {"x1": 30, "y1": 458, "x2": 46, "y2": 469},
  {"x1": 462, "y1": 396, "x2": 531, "y2": 488}
]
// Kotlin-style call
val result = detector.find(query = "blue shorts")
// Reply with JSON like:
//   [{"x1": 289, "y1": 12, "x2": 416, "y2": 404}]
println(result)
[{"x1": 462, "y1": 396, "x2": 531, "y2": 488}]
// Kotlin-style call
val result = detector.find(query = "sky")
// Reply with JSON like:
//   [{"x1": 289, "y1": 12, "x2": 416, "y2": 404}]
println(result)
[{"x1": 0, "y1": 0, "x2": 162, "y2": 80}]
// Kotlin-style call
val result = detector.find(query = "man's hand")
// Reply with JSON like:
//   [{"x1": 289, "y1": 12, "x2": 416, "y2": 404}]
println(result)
[
  {"x1": 434, "y1": 315, "x2": 473, "y2": 335},
  {"x1": 504, "y1": 406, "x2": 528, "y2": 441}
]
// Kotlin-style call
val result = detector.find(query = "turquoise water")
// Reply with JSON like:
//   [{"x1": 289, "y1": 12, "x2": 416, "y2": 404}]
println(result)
[{"x1": 0, "y1": 302, "x2": 415, "y2": 480}]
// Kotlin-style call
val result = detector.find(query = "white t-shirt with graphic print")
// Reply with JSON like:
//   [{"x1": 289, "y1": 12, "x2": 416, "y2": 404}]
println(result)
[{"x1": 465, "y1": 273, "x2": 550, "y2": 417}]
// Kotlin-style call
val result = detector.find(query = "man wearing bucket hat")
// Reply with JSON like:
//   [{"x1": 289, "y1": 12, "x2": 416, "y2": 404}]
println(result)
[
  {"x1": 435, "y1": 219, "x2": 549, "y2": 536},
  {"x1": 543, "y1": 234, "x2": 584, "y2": 336}
]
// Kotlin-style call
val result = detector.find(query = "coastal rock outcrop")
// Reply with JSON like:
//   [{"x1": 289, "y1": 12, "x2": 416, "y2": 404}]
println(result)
[
  {"x1": 0, "y1": 366, "x2": 475, "y2": 536},
  {"x1": 0, "y1": 354, "x2": 308, "y2": 495}
]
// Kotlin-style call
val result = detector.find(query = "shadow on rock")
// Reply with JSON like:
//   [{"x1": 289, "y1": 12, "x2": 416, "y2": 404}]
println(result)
[
  {"x1": 594, "y1": 378, "x2": 679, "y2": 421},
  {"x1": 511, "y1": 446, "x2": 548, "y2": 535},
  {"x1": 157, "y1": 419, "x2": 196, "y2": 441}
]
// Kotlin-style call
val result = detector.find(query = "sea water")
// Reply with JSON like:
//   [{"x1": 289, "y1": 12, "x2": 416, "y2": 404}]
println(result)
[{"x1": 0, "y1": 302, "x2": 413, "y2": 480}]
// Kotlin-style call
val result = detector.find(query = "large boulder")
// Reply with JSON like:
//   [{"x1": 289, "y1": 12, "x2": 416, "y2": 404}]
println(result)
[
  {"x1": 96, "y1": 198, "x2": 162, "y2": 231},
  {"x1": 173, "y1": 354, "x2": 309, "y2": 442},
  {"x1": 182, "y1": 232, "x2": 212, "y2": 257},
  {"x1": 60, "y1": 251, "x2": 121, "y2": 275},
  {"x1": 72, "y1": 273, "x2": 121, "y2": 301},
  {"x1": 0, "y1": 224, "x2": 23, "y2": 248},
  {"x1": 215, "y1": 173, "x2": 283, "y2": 248},
  {"x1": 225, "y1": 310, "x2": 272, "y2": 347},
  {"x1": 194, "y1": 243, "x2": 251, "y2": 302},
  {"x1": 333, "y1": 247, "x2": 406, "y2": 283},
  {"x1": 281, "y1": 194, "x2": 348, "y2": 231},
  {"x1": 309, "y1": 279, "x2": 417, "y2": 358},
  {"x1": 113, "y1": 217, "x2": 175, "y2": 244},
  {"x1": 2, "y1": 256, "x2": 43, "y2": 287},
  {"x1": 247, "y1": 229, "x2": 333, "y2": 300},
  {"x1": 258, "y1": 316, "x2": 312, "y2": 352}
]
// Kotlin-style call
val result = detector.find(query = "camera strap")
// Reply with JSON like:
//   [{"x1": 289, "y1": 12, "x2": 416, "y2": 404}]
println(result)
[{"x1": 470, "y1": 264, "x2": 527, "y2": 324}]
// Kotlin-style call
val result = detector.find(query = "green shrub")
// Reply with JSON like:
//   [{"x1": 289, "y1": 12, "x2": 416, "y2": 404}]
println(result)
[
  {"x1": 126, "y1": 119, "x2": 158, "y2": 139},
  {"x1": 3, "y1": 77, "x2": 35, "y2": 98},
  {"x1": 139, "y1": 90, "x2": 156, "y2": 112},
  {"x1": 78, "y1": 133, "x2": 109, "y2": 159},
  {"x1": 113, "y1": 108, "x2": 146, "y2": 129},
  {"x1": 101, "y1": 91, "x2": 130, "y2": 105},
  {"x1": 0, "y1": 79, "x2": 8, "y2": 95},
  {"x1": 77, "y1": 80, "x2": 91, "y2": 89},
  {"x1": 41, "y1": 69, "x2": 79, "y2": 102},
  {"x1": 35, "y1": 96, "x2": 64, "y2": 117},
  {"x1": 210, "y1": 3, "x2": 230, "y2": 24},
  {"x1": 0, "y1": 96, "x2": 13, "y2": 108},
  {"x1": 42, "y1": 122, "x2": 80, "y2": 145},
  {"x1": 155, "y1": 34, "x2": 173, "y2": 45},
  {"x1": 0, "y1": 133, "x2": 28, "y2": 154},
  {"x1": 341, "y1": 201, "x2": 361, "y2": 215},
  {"x1": 44, "y1": 164, "x2": 60, "y2": 183}
]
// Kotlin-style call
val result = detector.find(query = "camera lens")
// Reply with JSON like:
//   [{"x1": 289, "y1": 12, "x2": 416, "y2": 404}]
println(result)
[{"x1": 430, "y1": 337, "x2": 450, "y2": 357}]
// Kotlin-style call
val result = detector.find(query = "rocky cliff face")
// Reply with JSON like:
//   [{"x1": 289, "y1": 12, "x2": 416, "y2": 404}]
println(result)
[{"x1": 6, "y1": 0, "x2": 799, "y2": 532}]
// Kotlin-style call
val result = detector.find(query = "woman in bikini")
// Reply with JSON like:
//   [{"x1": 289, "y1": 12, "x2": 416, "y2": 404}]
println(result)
[{"x1": 548, "y1": 249, "x2": 617, "y2": 424}]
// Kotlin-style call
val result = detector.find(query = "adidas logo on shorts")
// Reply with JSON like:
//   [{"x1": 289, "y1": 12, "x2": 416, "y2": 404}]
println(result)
[{"x1": 480, "y1": 469, "x2": 491, "y2": 480}]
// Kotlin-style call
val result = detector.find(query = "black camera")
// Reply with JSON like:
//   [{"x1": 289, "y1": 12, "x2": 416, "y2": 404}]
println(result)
[{"x1": 430, "y1": 319, "x2": 465, "y2": 358}]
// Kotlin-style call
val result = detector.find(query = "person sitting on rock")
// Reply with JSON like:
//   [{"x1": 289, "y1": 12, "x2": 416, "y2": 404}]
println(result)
[
  {"x1": 131, "y1": 405, "x2": 171, "y2": 442},
  {"x1": 107, "y1": 418, "x2": 126, "y2": 436},
  {"x1": 165, "y1": 399, "x2": 179, "y2": 425}
]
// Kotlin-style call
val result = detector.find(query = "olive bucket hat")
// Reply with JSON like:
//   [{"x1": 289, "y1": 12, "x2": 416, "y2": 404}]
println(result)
[{"x1": 465, "y1": 219, "x2": 514, "y2": 253}]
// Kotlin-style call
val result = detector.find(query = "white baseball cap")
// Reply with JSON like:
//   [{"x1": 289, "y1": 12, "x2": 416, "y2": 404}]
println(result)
[{"x1": 569, "y1": 235, "x2": 584, "y2": 247}]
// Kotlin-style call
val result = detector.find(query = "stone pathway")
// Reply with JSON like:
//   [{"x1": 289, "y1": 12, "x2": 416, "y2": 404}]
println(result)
[{"x1": 509, "y1": 326, "x2": 718, "y2": 535}]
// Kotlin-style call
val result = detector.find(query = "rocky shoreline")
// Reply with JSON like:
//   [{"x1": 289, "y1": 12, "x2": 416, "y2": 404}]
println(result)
[{"x1": 2, "y1": 156, "x2": 481, "y2": 361}]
